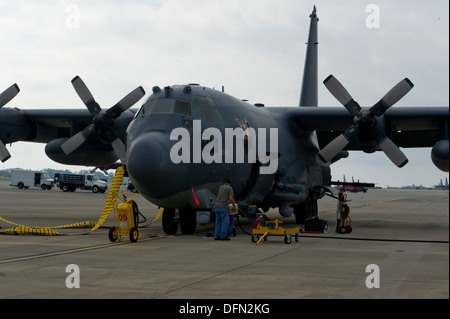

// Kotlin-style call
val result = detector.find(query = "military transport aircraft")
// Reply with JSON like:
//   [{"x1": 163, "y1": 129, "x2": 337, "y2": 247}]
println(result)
[
  {"x1": 434, "y1": 178, "x2": 449, "y2": 191},
  {"x1": 0, "y1": 7, "x2": 448, "y2": 235}
]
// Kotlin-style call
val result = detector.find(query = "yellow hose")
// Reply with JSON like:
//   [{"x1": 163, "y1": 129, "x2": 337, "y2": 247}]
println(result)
[{"x1": 0, "y1": 167, "x2": 125, "y2": 236}]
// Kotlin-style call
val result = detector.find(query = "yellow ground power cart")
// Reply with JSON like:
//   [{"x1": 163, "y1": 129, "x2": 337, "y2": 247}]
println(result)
[
  {"x1": 108, "y1": 193, "x2": 141, "y2": 243},
  {"x1": 251, "y1": 218, "x2": 300, "y2": 245}
]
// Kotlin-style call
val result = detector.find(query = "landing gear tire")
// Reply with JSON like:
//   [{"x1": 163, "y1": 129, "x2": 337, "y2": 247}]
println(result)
[
  {"x1": 294, "y1": 193, "x2": 318, "y2": 224},
  {"x1": 179, "y1": 206, "x2": 197, "y2": 235},
  {"x1": 162, "y1": 208, "x2": 179, "y2": 235},
  {"x1": 294, "y1": 206, "x2": 306, "y2": 224}
]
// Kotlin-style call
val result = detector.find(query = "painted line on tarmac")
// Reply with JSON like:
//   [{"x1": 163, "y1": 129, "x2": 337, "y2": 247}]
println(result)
[{"x1": 0, "y1": 236, "x2": 165, "y2": 265}]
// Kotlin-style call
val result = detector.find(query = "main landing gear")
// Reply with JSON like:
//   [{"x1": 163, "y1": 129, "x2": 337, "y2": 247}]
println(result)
[
  {"x1": 162, "y1": 206, "x2": 197, "y2": 235},
  {"x1": 293, "y1": 193, "x2": 318, "y2": 224}
]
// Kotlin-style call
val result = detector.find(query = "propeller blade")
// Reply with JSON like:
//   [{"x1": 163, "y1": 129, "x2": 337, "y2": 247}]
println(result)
[
  {"x1": 68, "y1": 76, "x2": 144, "y2": 162},
  {"x1": 323, "y1": 75, "x2": 361, "y2": 116},
  {"x1": 378, "y1": 137, "x2": 409, "y2": 168},
  {"x1": 106, "y1": 87, "x2": 146, "y2": 119},
  {"x1": 318, "y1": 125, "x2": 358, "y2": 163},
  {"x1": 71, "y1": 76, "x2": 102, "y2": 115},
  {"x1": 60, "y1": 124, "x2": 96, "y2": 155},
  {"x1": 0, "y1": 140, "x2": 11, "y2": 162},
  {"x1": 318, "y1": 134, "x2": 350, "y2": 163},
  {"x1": 110, "y1": 137, "x2": 127, "y2": 164},
  {"x1": 370, "y1": 78, "x2": 414, "y2": 116},
  {"x1": 0, "y1": 84, "x2": 20, "y2": 109}
]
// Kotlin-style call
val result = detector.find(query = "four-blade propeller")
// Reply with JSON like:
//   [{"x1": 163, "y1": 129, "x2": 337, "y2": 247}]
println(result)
[
  {"x1": 0, "y1": 84, "x2": 20, "y2": 162},
  {"x1": 319, "y1": 75, "x2": 413, "y2": 167},
  {"x1": 60, "y1": 76, "x2": 146, "y2": 165}
]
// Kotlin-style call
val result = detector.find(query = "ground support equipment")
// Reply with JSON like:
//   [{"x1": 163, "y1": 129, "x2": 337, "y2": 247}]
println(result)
[
  {"x1": 108, "y1": 192, "x2": 141, "y2": 243},
  {"x1": 338, "y1": 215, "x2": 352, "y2": 234},
  {"x1": 251, "y1": 218, "x2": 300, "y2": 245}
]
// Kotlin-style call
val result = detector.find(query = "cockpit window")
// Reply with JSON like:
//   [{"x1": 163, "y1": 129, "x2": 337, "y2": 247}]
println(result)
[
  {"x1": 153, "y1": 100, "x2": 174, "y2": 114},
  {"x1": 193, "y1": 96, "x2": 216, "y2": 108},
  {"x1": 133, "y1": 95, "x2": 222, "y2": 123},
  {"x1": 200, "y1": 106, "x2": 214, "y2": 122},
  {"x1": 192, "y1": 96, "x2": 223, "y2": 123},
  {"x1": 174, "y1": 101, "x2": 192, "y2": 116},
  {"x1": 135, "y1": 99, "x2": 192, "y2": 118}
]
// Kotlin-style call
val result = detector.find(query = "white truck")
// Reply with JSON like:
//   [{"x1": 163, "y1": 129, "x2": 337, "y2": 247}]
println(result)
[
  {"x1": 10, "y1": 169, "x2": 54, "y2": 190},
  {"x1": 54, "y1": 173, "x2": 108, "y2": 193}
]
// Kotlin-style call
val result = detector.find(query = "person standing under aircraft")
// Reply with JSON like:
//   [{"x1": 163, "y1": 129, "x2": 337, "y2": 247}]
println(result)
[
  {"x1": 336, "y1": 191, "x2": 350, "y2": 233},
  {"x1": 214, "y1": 177, "x2": 237, "y2": 240}
]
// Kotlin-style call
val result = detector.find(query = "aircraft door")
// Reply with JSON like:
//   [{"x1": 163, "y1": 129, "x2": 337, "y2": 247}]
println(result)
[
  {"x1": 222, "y1": 124, "x2": 256, "y2": 200},
  {"x1": 245, "y1": 161, "x2": 274, "y2": 203}
]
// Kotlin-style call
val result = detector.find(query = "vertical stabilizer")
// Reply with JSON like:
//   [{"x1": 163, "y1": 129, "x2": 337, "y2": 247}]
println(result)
[{"x1": 299, "y1": 6, "x2": 319, "y2": 107}]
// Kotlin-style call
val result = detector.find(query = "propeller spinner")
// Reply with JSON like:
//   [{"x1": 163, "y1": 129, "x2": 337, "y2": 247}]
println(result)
[
  {"x1": 60, "y1": 76, "x2": 145, "y2": 164},
  {"x1": 0, "y1": 83, "x2": 21, "y2": 162},
  {"x1": 319, "y1": 75, "x2": 414, "y2": 167}
]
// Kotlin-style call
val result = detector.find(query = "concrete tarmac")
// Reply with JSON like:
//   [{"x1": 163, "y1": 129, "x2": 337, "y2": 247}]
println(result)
[{"x1": 0, "y1": 180, "x2": 448, "y2": 299}]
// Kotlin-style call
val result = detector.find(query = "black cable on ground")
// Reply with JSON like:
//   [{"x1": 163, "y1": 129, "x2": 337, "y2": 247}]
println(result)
[{"x1": 299, "y1": 234, "x2": 448, "y2": 244}]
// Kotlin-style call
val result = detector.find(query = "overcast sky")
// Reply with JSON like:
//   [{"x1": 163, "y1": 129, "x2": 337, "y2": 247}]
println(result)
[{"x1": 1, "y1": 0, "x2": 448, "y2": 187}]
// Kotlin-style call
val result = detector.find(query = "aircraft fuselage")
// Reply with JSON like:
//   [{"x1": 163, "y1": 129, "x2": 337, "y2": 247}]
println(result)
[{"x1": 126, "y1": 84, "x2": 330, "y2": 215}]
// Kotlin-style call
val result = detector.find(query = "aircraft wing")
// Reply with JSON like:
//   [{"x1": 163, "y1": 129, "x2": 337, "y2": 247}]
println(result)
[
  {"x1": 20, "y1": 109, "x2": 94, "y2": 143},
  {"x1": 0, "y1": 76, "x2": 145, "y2": 164},
  {"x1": 17, "y1": 108, "x2": 137, "y2": 143},
  {"x1": 267, "y1": 105, "x2": 448, "y2": 171},
  {"x1": 278, "y1": 106, "x2": 448, "y2": 150},
  {"x1": 0, "y1": 106, "x2": 138, "y2": 166},
  {"x1": 21, "y1": 106, "x2": 447, "y2": 149}
]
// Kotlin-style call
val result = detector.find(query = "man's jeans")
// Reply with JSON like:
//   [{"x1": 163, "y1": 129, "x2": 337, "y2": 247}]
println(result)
[{"x1": 214, "y1": 206, "x2": 229, "y2": 239}]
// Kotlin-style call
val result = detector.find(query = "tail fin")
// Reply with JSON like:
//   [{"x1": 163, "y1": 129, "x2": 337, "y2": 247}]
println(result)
[{"x1": 299, "y1": 6, "x2": 319, "y2": 107}]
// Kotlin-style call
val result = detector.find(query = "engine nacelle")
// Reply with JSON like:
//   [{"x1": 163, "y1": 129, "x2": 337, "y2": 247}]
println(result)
[
  {"x1": 431, "y1": 140, "x2": 449, "y2": 172},
  {"x1": 45, "y1": 138, "x2": 118, "y2": 167}
]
